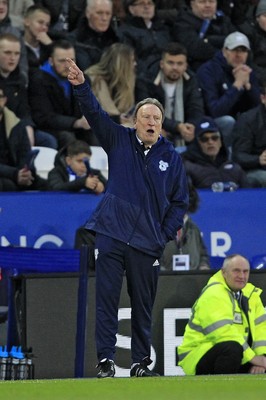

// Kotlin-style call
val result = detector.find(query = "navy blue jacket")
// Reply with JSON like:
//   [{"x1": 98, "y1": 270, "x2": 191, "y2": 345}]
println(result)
[
  {"x1": 196, "y1": 50, "x2": 261, "y2": 118},
  {"x1": 73, "y1": 82, "x2": 188, "y2": 257}
]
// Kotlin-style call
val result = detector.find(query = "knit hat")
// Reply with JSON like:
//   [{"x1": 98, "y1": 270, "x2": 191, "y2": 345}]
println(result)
[
  {"x1": 195, "y1": 116, "x2": 220, "y2": 137},
  {"x1": 224, "y1": 32, "x2": 250, "y2": 50}
]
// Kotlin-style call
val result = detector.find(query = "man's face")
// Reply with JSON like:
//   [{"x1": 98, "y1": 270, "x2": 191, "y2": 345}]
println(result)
[
  {"x1": 24, "y1": 10, "x2": 51, "y2": 38},
  {"x1": 129, "y1": 1, "x2": 155, "y2": 22},
  {"x1": 257, "y1": 13, "x2": 266, "y2": 32},
  {"x1": 0, "y1": 39, "x2": 21, "y2": 75},
  {"x1": 134, "y1": 103, "x2": 162, "y2": 147},
  {"x1": 86, "y1": 0, "x2": 112, "y2": 33},
  {"x1": 50, "y1": 47, "x2": 75, "y2": 78},
  {"x1": 191, "y1": 0, "x2": 217, "y2": 20},
  {"x1": 160, "y1": 53, "x2": 187, "y2": 83},
  {"x1": 222, "y1": 47, "x2": 249, "y2": 68},
  {"x1": 0, "y1": 0, "x2": 8, "y2": 23},
  {"x1": 66, "y1": 153, "x2": 90, "y2": 176},
  {"x1": 222, "y1": 256, "x2": 250, "y2": 292},
  {"x1": 198, "y1": 131, "x2": 221, "y2": 159}
]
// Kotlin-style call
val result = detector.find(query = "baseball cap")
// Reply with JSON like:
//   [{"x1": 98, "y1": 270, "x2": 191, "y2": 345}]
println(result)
[
  {"x1": 195, "y1": 116, "x2": 220, "y2": 137},
  {"x1": 256, "y1": 0, "x2": 266, "y2": 17},
  {"x1": 224, "y1": 32, "x2": 250, "y2": 50}
]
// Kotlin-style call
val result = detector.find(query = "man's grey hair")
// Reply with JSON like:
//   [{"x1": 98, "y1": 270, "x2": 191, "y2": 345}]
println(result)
[
  {"x1": 222, "y1": 254, "x2": 250, "y2": 270},
  {"x1": 86, "y1": 0, "x2": 113, "y2": 10},
  {"x1": 133, "y1": 98, "x2": 165, "y2": 121}
]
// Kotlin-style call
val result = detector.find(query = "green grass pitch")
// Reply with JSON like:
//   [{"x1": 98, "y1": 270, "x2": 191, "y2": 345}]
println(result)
[{"x1": 0, "y1": 375, "x2": 266, "y2": 400}]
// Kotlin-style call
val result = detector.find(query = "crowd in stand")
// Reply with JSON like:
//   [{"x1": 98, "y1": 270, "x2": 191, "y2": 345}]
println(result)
[{"x1": 1, "y1": 0, "x2": 266, "y2": 268}]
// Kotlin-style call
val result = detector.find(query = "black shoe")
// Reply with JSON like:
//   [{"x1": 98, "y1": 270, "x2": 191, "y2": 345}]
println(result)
[
  {"x1": 96, "y1": 358, "x2": 115, "y2": 378},
  {"x1": 130, "y1": 363, "x2": 160, "y2": 377}
]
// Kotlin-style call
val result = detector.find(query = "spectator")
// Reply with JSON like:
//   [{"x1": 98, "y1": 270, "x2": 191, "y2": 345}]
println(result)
[
  {"x1": 160, "y1": 180, "x2": 210, "y2": 271},
  {"x1": 118, "y1": 0, "x2": 172, "y2": 78},
  {"x1": 241, "y1": 0, "x2": 266, "y2": 81},
  {"x1": 85, "y1": 42, "x2": 136, "y2": 126},
  {"x1": 0, "y1": 83, "x2": 47, "y2": 191},
  {"x1": 182, "y1": 116, "x2": 249, "y2": 189},
  {"x1": 0, "y1": 0, "x2": 28, "y2": 83},
  {"x1": 34, "y1": 0, "x2": 86, "y2": 39},
  {"x1": 178, "y1": 254, "x2": 266, "y2": 375},
  {"x1": 68, "y1": 0, "x2": 119, "y2": 71},
  {"x1": 0, "y1": 32, "x2": 57, "y2": 148},
  {"x1": 232, "y1": 80, "x2": 266, "y2": 187},
  {"x1": 173, "y1": 0, "x2": 235, "y2": 72},
  {"x1": 9, "y1": 0, "x2": 34, "y2": 31},
  {"x1": 196, "y1": 31, "x2": 261, "y2": 148},
  {"x1": 154, "y1": 0, "x2": 186, "y2": 27},
  {"x1": 140, "y1": 42, "x2": 204, "y2": 148},
  {"x1": 23, "y1": 5, "x2": 53, "y2": 73},
  {"x1": 48, "y1": 139, "x2": 107, "y2": 192},
  {"x1": 28, "y1": 39, "x2": 98, "y2": 148},
  {"x1": 67, "y1": 58, "x2": 188, "y2": 378}
]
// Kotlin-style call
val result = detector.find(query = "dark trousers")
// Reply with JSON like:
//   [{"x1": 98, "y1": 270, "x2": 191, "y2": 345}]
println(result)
[
  {"x1": 95, "y1": 233, "x2": 160, "y2": 364},
  {"x1": 196, "y1": 341, "x2": 249, "y2": 375}
]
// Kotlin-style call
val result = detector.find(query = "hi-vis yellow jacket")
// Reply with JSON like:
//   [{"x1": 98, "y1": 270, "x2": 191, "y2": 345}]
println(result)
[{"x1": 178, "y1": 270, "x2": 266, "y2": 375}]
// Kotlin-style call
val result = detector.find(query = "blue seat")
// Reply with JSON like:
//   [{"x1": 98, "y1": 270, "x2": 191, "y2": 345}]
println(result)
[{"x1": 249, "y1": 254, "x2": 266, "y2": 270}]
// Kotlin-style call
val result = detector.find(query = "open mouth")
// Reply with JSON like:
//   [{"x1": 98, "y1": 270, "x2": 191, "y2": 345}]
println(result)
[{"x1": 147, "y1": 129, "x2": 154, "y2": 134}]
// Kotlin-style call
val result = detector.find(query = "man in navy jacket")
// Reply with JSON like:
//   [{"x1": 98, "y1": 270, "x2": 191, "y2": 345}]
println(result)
[{"x1": 67, "y1": 58, "x2": 188, "y2": 378}]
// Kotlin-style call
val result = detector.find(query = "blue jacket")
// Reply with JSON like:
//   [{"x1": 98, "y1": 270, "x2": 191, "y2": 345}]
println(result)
[
  {"x1": 196, "y1": 50, "x2": 260, "y2": 118},
  {"x1": 73, "y1": 82, "x2": 188, "y2": 257}
]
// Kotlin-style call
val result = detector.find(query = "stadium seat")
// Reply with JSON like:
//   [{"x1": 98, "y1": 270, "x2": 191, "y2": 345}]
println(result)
[
  {"x1": 32, "y1": 146, "x2": 58, "y2": 179},
  {"x1": 90, "y1": 146, "x2": 108, "y2": 178}
]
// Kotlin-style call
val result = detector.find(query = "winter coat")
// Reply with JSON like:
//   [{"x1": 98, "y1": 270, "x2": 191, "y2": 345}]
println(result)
[
  {"x1": 172, "y1": 8, "x2": 235, "y2": 71},
  {"x1": 73, "y1": 81, "x2": 189, "y2": 257},
  {"x1": 196, "y1": 50, "x2": 261, "y2": 118},
  {"x1": 232, "y1": 103, "x2": 266, "y2": 170},
  {"x1": 182, "y1": 137, "x2": 249, "y2": 188},
  {"x1": 48, "y1": 147, "x2": 107, "y2": 192}
]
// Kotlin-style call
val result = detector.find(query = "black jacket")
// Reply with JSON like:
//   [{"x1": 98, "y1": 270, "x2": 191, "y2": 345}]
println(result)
[
  {"x1": 182, "y1": 137, "x2": 249, "y2": 189},
  {"x1": 118, "y1": 15, "x2": 172, "y2": 78},
  {"x1": 48, "y1": 147, "x2": 107, "y2": 192},
  {"x1": 232, "y1": 103, "x2": 266, "y2": 170},
  {"x1": 28, "y1": 69, "x2": 82, "y2": 134},
  {"x1": 172, "y1": 8, "x2": 235, "y2": 71},
  {"x1": 68, "y1": 17, "x2": 119, "y2": 71}
]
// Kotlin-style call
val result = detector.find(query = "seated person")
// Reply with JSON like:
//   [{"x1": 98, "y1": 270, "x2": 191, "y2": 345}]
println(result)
[
  {"x1": 48, "y1": 140, "x2": 107, "y2": 193},
  {"x1": 139, "y1": 42, "x2": 204, "y2": 148},
  {"x1": 160, "y1": 180, "x2": 210, "y2": 271},
  {"x1": 178, "y1": 254, "x2": 266, "y2": 375},
  {"x1": 28, "y1": 39, "x2": 97, "y2": 148},
  {"x1": 23, "y1": 5, "x2": 53, "y2": 73},
  {"x1": 172, "y1": 0, "x2": 235, "y2": 72},
  {"x1": 196, "y1": 31, "x2": 261, "y2": 149},
  {"x1": 68, "y1": 0, "x2": 119, "y2": 71},
  {"x1": 118, "y1": 0, "x2": 173, "y2": 78},
  {"x1": 182, "y1": 116, "x2": 249, "y2": 189},
  {"x1": 232, "y1": 79, "x2": 266, "y2": 188},
  {"x1": 0, "y1": 84, "x2": 47, "y2": 191}
]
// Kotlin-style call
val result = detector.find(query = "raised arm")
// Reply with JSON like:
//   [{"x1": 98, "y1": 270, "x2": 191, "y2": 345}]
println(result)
[{"x1": 66, "y1": 58, "x2": 85, "y2": 86}]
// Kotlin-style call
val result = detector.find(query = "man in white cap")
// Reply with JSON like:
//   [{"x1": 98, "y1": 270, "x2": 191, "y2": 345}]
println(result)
[{"x1": 196, "y1": 31, "x2": 261, "y2": 149}]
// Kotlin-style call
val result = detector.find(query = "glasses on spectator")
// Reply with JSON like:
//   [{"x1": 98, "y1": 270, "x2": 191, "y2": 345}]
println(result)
[
  {"x1": 199, "y1": 134, "x2": 220, "y2": 143},
  {"x1": 132, "y1": 1, "x2": 155, "y2": 7}
]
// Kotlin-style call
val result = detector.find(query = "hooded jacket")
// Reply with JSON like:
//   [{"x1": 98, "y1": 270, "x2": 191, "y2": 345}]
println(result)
[
  {"x1": 73, "y1": 81, "x2": 188, "y2": 257},
  {"x1": 178, "y1": 269, "x2": 266, "y2": 375}
]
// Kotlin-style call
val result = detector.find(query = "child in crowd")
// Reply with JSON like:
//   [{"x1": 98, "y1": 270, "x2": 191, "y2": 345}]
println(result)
[{"x1": 48, "y1": 140, "x2": 107, "y2": 193}]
